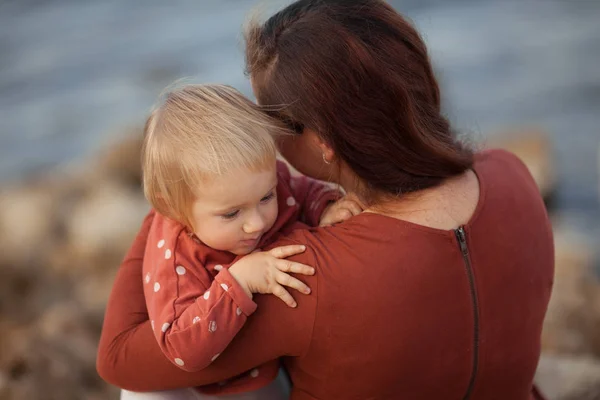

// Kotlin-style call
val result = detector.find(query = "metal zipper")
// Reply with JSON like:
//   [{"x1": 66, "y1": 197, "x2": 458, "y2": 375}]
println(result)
[{"x1": 455, "y1": 226, "x2": 479, "y2": 400}]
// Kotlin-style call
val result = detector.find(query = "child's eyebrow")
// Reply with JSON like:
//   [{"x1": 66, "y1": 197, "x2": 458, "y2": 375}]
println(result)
[{"x1": 214, "y1": 182, "x2": 278, "y2": 213}]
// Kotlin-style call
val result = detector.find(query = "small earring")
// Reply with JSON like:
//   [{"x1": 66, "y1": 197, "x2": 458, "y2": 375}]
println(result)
[{"x1": 322, "y1": 153, "x2": 331, "y2": 164}]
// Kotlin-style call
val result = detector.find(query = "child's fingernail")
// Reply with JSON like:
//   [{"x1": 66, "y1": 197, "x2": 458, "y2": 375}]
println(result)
[
  {"x1": 300, "y1": 245, "x2": 306, "y2": 251},
  {"x1": 291, "y1": 302, "x2": 297, "y2": 308},
  {"x1": 309, "y1": 268, "x2": 315, "y2": 274},
  {"x1": 304, "y1": 288, "x2": 311, "y2": 294}
]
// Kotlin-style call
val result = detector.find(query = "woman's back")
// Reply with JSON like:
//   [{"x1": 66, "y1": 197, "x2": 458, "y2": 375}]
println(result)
[
  {"x1": 95, "y1": 149, "x2": 552, "y2": 399},
  {"x1": 284, "y1": 149, "x2": 553, "y2": 399}
]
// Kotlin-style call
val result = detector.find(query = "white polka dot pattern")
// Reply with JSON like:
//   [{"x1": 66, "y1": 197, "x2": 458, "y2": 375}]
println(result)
[
  {"x1": 203, "y1": 290, "x2": 210, "y2": 300},
  {"x1": 211, "y1": 353, "x2": 220, "y2": 362},
  {"x1": 161, "y1": 322, "x2": 171, "y2": 332},
  {"x1": 145, "y1": 273, "x2": 151, "y2": 283},
  {"x1": 286, "y1": 196, "x2": 296, "y2": 206},
  {"x1": 154, "y1": 282, "x2": 160, "y2": 292},
  {"x1": 174, "y1": 358, "x2": 185, "y2": 366},
  {"x1": 157, "y1": 239, "x2": 165, "y2": 248},
  {"x1": 165, "y1": 249, "x2": 172, "y2": 259},
  {"x1": 236, "y1": 307, "x2": 242, "y2": 316},
  {"x1": 175, "y1": 266, "x2": 186, "y2": 275},
  {"x1": 208, "y1": 321, "x2": 217, "y2": 333},
  {"x1": 250, "y1": 368, "x2": 259, "y2": 378},
  {"x1": 192, "y1": 316, "x2": 200, "y2": 324},
  {"x1": 220, "y1": 283, "x2": 229, "y2": 291},
  {"x1": 214, "y1": 264, "x2": 223, "y2": 272}
]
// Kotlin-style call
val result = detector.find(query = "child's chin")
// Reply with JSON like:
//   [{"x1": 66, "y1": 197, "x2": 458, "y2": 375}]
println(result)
[{"x1": 229, "y1": 246, "x2": 256, "y2": 256}]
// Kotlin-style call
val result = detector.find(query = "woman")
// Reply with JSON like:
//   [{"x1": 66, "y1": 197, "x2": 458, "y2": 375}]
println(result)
[{"x1": 97, "y1": 1, "x2": 553, "y2": 399}]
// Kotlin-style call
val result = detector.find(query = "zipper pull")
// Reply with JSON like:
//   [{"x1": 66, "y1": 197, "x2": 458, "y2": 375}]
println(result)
[{"x1": 455, "y1": 226, "x2": 468, "y2": 256}]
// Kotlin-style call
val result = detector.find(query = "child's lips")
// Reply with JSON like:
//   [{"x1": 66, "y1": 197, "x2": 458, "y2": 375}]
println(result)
[{"x1": 239, "y1": 236, "x2": 261, "y2": 246}]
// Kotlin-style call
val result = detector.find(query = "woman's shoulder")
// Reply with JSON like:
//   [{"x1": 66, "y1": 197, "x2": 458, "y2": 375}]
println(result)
[
  {"x1": 475, "y1": 148, "x2": 540, "y2": 194},
  {"x1": 267, "y1": 213, "x2": 420, "y2": 261},
  {"x1": 475, "y1": 148, "x2": 532, "y2": 177},
  {"x1": 264, "y1": 227, "x2": 323, "y2": 259},
  {"x1": 472, "y1": 148, "x2": 548, "y2": 229}
]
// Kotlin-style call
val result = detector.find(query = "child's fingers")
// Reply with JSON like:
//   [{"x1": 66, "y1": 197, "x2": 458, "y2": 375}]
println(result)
[
  {"x1": 271, "y1": 284, "x2": 297, "y2": 308},
  {"x1": 319, "y1": 216, "x2": 333, "y2": 227},
  {"x1": 319, "y1": 201, "x2": 360, "y2": 226},
  {"x1": 275, "y1": 259, "x2": 314, "y2": 275},
  {"x1": 343, "y1": 200, "x2": 363, "y2": 216},
  {"x1": 275, "y1": 271, "x2": 311, "y2": 295},
  {"x1": 334, "y1": 208, "x2": 352, "y2": 221},
  {"x1": 319, "y1": 212, "x2": 340, "y2": 227},
  {"x1": 269, "y1": 245, "x2": 306, "y2": 259}
]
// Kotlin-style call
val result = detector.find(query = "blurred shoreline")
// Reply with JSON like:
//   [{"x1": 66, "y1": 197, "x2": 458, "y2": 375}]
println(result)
[
  {"x1": 1, "y1": 1, "x2": 599, "y2": 220},
  {"x1": 0, "y1": 1, "x2": 599, "y2": 399}
]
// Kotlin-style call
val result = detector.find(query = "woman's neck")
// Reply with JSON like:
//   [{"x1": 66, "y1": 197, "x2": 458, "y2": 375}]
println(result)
[
  {"x1": 358, "y1": 170, "x2": 480, "y2": 231},
  {"x1": 337, "y1": 164, "x2": 436, "y2": 215}
]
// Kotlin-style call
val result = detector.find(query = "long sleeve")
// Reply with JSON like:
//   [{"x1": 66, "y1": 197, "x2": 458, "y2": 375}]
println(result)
[
  {"x1": 96, "y1": 212, "x2": 318, "y2": 392},
  {"x1": 276, "y1": 160, "x2": 342, "y2": 227},
  {"x1": 144, "y1": 231, "x2": 258, "y2": 372},
  {"x1": 142, "y1": 215, "x2": 259, "y2": 373}
]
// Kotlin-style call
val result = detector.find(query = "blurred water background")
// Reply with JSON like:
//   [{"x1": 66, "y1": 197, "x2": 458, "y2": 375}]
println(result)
[
  {"x1": 0, "y1": 1, "x2": 599, "y2": 399},
  {"x1": 1, "y1": 0, "x2": 599, "y2": 224}
]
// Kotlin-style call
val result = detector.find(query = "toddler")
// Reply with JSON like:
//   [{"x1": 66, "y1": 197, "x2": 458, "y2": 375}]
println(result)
[{"x1": 134, "y1": 84, "x2": 361, "y2": 399}]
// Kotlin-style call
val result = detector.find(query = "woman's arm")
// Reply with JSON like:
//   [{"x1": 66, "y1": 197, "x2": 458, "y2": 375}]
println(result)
[{"x1": 96, "y1": 213, "x2": 318, "y2": 392}]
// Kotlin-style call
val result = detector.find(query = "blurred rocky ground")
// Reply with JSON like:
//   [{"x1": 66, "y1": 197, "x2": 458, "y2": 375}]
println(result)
[
  {"x1": 0, "y1": 130, "x2": 148, "y2": 400},
  {"x1": 0, "y1": 129, "x2": 598, "y2": 399}
]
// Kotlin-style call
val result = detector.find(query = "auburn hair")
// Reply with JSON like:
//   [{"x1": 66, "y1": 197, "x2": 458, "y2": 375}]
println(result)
[{"x1": 245, "y1": 0, "x2": 473, "y2": 202}]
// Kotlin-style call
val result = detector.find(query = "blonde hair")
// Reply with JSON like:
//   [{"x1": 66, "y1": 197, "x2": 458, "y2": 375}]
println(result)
[{"x1": 142, "y1": 84, "x2": 286, "y2": 229}]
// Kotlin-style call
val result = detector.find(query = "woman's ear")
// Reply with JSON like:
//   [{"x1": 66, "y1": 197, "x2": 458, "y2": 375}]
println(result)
[
  {"x1": 276, "y1": 127, "x2": 337, "y2": 182},
  {"x1": 309, "y1": 129, "x2": 335, "y2": 164}
]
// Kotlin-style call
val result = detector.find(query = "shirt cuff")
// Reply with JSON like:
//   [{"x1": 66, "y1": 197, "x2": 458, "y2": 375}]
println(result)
[{"x1": 215, "y1": 267, "x2": 258, "y2": 316}]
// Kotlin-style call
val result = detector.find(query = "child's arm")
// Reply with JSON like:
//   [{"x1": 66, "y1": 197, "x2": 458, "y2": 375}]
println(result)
[
  {"x1": 147, "y1": 253, "x2": 252, "y2": 372},
  {"x1": 276, "y1": 160, "x2": 342, "y2": 226},
  {"x1": 147, "y1": 237, "x2": 313, "y2": 372},
  {"x1": 276, "y1": 160, "x2": 363, "y2": 227}
]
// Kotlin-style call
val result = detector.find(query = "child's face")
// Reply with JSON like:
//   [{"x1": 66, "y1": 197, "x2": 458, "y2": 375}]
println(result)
[{"x1": 191, "y1": 164, "x2": 279, "y2": 255}]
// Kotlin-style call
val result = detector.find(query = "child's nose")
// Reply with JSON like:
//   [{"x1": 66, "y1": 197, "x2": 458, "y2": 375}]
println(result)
[{"x1": 243, "y1": 212, "x2": 266, "y2": 234}]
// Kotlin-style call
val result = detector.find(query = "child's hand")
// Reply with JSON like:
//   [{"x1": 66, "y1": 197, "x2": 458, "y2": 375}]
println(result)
[
  {"x1": 319, "y1": 193, "x2": 363, "y2": 227},
  {"x1": 228, "y1": 245, "x2": 314, "y2": 308}
]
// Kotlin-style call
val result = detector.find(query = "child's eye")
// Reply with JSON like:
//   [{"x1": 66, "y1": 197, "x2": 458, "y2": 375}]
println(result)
[
  {"x1": 221, "y1": 210, "x2": 239, "y2": 220},
  {"x1": 260, "y1": 192, "x2": 275, "y2": 203}
]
